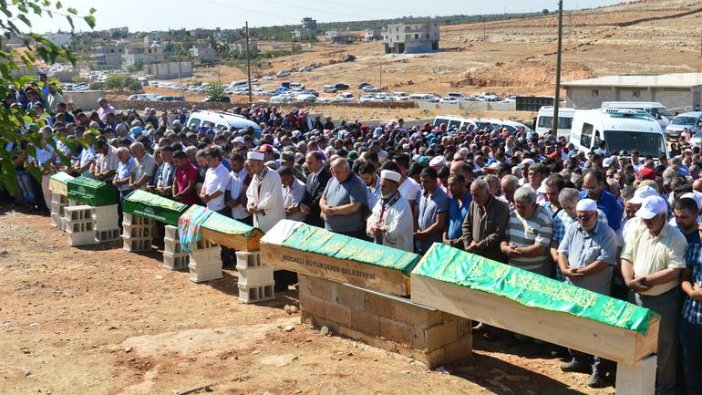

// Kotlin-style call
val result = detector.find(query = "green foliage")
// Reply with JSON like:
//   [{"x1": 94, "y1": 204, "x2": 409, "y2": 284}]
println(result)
[
  {"x1": 0, "y1": 1, "x2": 95, "y2": 194},
  {"x1": 126, "y1": 62, "x2": 143, "y2": 73},
  {"x1": 204, "y1": 83, "x2": 226, "y2": 101},
  {"x1": 104, "y1": 73, "x2": 141, "y2": 92}
]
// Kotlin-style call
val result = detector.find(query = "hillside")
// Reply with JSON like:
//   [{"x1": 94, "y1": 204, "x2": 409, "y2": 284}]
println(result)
[{"x1": 186, "y1": 0, "x2": 702, "y2": 100}]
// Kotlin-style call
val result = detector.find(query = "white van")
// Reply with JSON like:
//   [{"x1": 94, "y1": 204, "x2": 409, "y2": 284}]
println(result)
[
  {"x1": 536, "y1": 106, "x2": 575, "y2": 137},
  {"x1": 186, "y1": 111, "x2": 263, "y2": 137},
  {"x1": 570, "y1": 109, "x2": 668, "y2": 158},
  {"x1": 432, "y1": 116, "x2": 476, "y2": 132},
  {"x1": 601, "y1": 101, "x2": 672, "y2": 131},
  {"x1": 335, "y1": 92, "x2": 354, "y2": 103},
  {"x1": 392, "y1": 92, "x2": 410, "y2": 101}
]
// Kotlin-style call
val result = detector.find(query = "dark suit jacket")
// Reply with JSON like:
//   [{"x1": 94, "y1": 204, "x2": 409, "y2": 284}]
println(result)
[{"x1": 304, "y1": 168, "x2": 331, "y2": 228}]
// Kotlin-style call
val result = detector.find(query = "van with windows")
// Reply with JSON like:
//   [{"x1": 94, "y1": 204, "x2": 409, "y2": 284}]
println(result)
[
  {"x1": 536, "y1": 106, "x2": 575, "y2": 137},
  {"x1": 186, "y1": 111, "x2": 262, "y2": 138},
  {"x1": 431, "y1": 116, "x2": 476, "y2": 132},
  {"x1": 289, "y1": 82, "x2": 305, "y2": 91},
  {"x1": 570, "y1": 109, "x2": 667, "y2": 159},
  {"x1": 323, "y1": 84, "x2": 337, "y2": 93},
  {"x1": 664, "y1": 111, "x2": 702, "y2": 140},
  {"x1": 601, "y1": 101, "x2": 672, "y2": 131}
]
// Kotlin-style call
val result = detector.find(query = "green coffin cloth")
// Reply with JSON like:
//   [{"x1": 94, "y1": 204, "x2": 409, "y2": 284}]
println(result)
[
  {"x1": 413, "y1": 243, "x2": 659, "y2": 335},
  {"x1": 201, "y1": 210, "x2": 257, "y2": 237},
  {"x1": 49, "y1": 172, "x2": 74, "y2": 184},
  {"x1": 67, "y1": 176, "x2": 118, "y2": 206},
  {"x1": 122, "y1": 190, "x2": 188, "y2": 226},
  {"x1": 281, "y1": 223, "x2": 420, "y2": 275}
]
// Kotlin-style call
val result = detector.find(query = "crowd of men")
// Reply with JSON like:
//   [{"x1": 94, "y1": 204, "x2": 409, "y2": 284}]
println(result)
[{"x1": 4, "y1": 84, "x2": 702, "y2": 393}]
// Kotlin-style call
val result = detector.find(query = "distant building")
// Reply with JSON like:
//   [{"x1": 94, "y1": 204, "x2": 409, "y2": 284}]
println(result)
[
  {"x1": 189, "y1": 45, "x2": 216, "y2": 61},
  {"x1": 364, "y1": 29, "x2": 381, "y2": 41},
  {"x1": 189, "y1": 28, "x2": 212, "y2": 39},
  {"x1": 122, "y1": 44, "x2": 165, "y2": 68},
  {"x1": 301, "y1": 17, "x2": 317, "y2": 32},
  {"x1": 44, "y1": 32, "x2": 72, "y2": 47},
  {"x1": 326, "y1": 30, "x2": 353, "y2": 44},
  {"x1": 563, "y1": 73, "x2": 702, "y2": 111},
  {"x1": 232, "y1": 39, "x2": 258, "y2": 55},
  {"x1": 92, "y1": 43, "x2": 125, "y2": 70},
  {"x1": 382, "y1": 21, "x2": 440, "y2": 54},
  {"x1": 145, "y1": 61, "x2": 192, "y2": 79}
]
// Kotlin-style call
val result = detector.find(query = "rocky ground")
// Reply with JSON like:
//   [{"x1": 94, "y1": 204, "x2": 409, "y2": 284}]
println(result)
[{"x1": 0, "y1": 206, "x2": 617, "y2": 395}]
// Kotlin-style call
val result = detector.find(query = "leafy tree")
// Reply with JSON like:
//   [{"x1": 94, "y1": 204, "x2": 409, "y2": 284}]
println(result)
[
  {"x1": 0, "y1": 1, "x2": 95, "y2": 193},
  {"x1": 542, "y1": 9, "x2": 550, "y2": 15},
  {"x1": 204, "y1": 83, "x2": 226, "y2": 101}
]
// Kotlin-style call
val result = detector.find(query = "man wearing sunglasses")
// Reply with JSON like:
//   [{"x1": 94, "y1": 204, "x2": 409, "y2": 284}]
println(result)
[
  {"x1": 621, "y1": 195, "x2": 686, "y2": 395},
  {"x1": 556, "y1": 198, "x2": 617, "y2": 388}
]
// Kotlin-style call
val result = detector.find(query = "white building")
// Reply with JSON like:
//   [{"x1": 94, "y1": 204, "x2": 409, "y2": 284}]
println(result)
[
  {"x1": 382, "y1": 21, "x2": 439, "y2": 54},
  {"x1": 44, "y1": 32, "x2": 72, "y2": 47},
  {"x1": 563, "y1": 73, "x2": 702, "y2": 112}
]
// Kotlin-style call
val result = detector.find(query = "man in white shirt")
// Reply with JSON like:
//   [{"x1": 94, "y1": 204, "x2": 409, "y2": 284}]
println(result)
[
  {"x1": 366, "y1": 170, "x2": 413, "y2": 252},
  {"x1": 199, "y1": 147, "x2": 230, "y2": 215},
  {"x1": 92, "y1": 137, "x2": 119, "y2": 183},
  {"x1": 246, "y1": 151, "x2": 285, "y2": 232},
  {"x1": 279, "y1": 166, "x2": 307, "y2": 222},
  {"x1": 226, "y1": 153, "x2": 251, "y2": 225}
]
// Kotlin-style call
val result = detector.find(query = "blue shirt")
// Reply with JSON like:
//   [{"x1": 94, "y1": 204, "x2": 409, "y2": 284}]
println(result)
[
  {"x1": 558, "y1": 220, "x2": 616, "y2": 295},
  {"x1": 580, "y1": 189, "x2": 623, "y2": 231},
  {"x1": 116, "y1": 157, "x2": 136, "y2": 192},
  {"x1": 683, "y1": 231, "x2": 702, "y2": 325},
  {"x1": 416, "y1": 187, "x2": 448, "y2": 253},
  {"x1": 447, "y1": 194, "x2": 472, "y2": 241}
]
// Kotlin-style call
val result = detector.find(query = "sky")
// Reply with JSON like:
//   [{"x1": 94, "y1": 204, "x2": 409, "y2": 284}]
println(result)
[{"x1": 31, "y1": 0, "x2": 623, "y2": 33}]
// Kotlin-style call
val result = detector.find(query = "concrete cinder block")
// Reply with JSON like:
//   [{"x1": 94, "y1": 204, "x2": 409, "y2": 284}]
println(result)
[
  {"x1": 336, "y1": 283, "x2": 365, "y2": 311},
  {"x1": 238, "y1": 283, "x2": 275, "y2": 304},
  {"x1": 164, "y1": 225, "x2": 179, "y2": 240},
  {"x1": 424, "y1": 319, "x2": 459, "y2": 352},
  {"x1": 94, "y1": 229, "x2": 121, "y2": 243},
  {"x1": 163, "y1": 251, "x2": 189, "y2": 271},
  {"x1": 122, "y1": 237, "x2": 151, "y2": 252},
  {"x1": 364, "y1": 291, "x2": 395, "y2": 319},
  {"x1": 193, "y1": 239, "x2": 217, "y2": 250},
  {"x1": 350, "y1": 309, "x2": 381, "y2": 337},
  {"x1": 51, "y1": 192, "x2": 67, "y2": 205},
  {"x1": 324, "y1": 301, "x2": 351, "y2": 327},
  {"x1": 189, "y1": 247, "x2": 222, "y2": 266},
  {"x1": 92, "y1": 204, "x2": 118, "y2": 219},
  {"x1": 63, "y1": 205, "x2": 93, "y2": 221},
  {"x1": 306, "y1": 275, "x2": 340, "y2": 301},
  {"x1": 50, "y1": 213, "x2": 61, "y2": 228},
  {"x1": 188, "y1": 261, "x2": 223, "y2": 283},
  {"x1": 66, "y1": 220, "x2": 94, "y2": 234},
  {"x1": 122, "y1": 224, "x2": 152, "y2": 239},
  {"x1": 163, "y1": 238, "x2": 182, "y2": 254},
  {"x1": 68, "y1": 231, "x2": 97, "y2": 247},
  {"x1": 235, "y1": 250, "x2": 261, "y2": 270},
  {"x1": 394, "y1": 301, "x2": 443, "y2": 328},
  {"x1": 379, "y1": 317, "x2": 413, "y2": 346},
  {"x1": 237, "y1": 266, "x2": 274, "y2": 287}
]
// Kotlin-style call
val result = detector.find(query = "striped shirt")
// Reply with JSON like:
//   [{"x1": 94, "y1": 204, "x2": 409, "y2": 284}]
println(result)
[
  {"x1": 683, "y1": 243, "x2": 702, "y2": 325},
  {"x1": 506, "y1": 205, "x2": 553, "y2": 272}
]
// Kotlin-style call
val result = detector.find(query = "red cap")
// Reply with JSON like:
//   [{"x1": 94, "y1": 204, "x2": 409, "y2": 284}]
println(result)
[
  {"x1": 638, "y1": 168, "x2": 656, "y2": 181},
  {"x1": 258, "y1": 144, "x2": 274, "y2": 152}
]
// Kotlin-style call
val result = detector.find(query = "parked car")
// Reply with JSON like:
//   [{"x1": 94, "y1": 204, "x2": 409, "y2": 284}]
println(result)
[
  {"x1": 186, "y1": 111, "x2": 262, "y2": 137},
  {"x1": 323, "y1": 84, "x2": 337, "y2": 93},
  {"x1": 361, "y1": 84, "x2": 381, "y2": 92},
  {"x1": 690, "y1": 130, "x2": 702, "y2": 146},
  {"x1": 357, "y1": 82, "x2": 371, "y2": 89},
  {"x1": 334, "y1": 83, "x2": 350, "y2": 90},
  {"x1": 294, "y1": 93, "x2": 317, "y2": 103},
  {"x1": 202, "y1": 96, "x2": 231, "y2": 103},
  {"x1": 298, "y1": 66, "x2": 313, "y2": 72},
  {"x1": 276, "y1": 70, "x2": 290, "y2": 78},
  {"x1": 335, "y1": 92, "x2": 354, "y2": 103},
  {"x1": 392, "y1": 92, "x2": 410, "y2": 102},
  {"x1": 359, "y1": 93, "x2": 376, "y2": 103}
]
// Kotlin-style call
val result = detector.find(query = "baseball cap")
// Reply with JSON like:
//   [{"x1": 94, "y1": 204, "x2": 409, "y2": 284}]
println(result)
[
  {"x1": 638, "y1": 168, "x2": 656, "y2": 181},
  {"x1": 629, "y1": 185, "x2": 658, "y2": 205},
  {"x1": 681, "y1": 192, "x2": 702, "y2": 211},
  {"x1": 636, "y1": 196, "x2": 667, "y2": 220}
]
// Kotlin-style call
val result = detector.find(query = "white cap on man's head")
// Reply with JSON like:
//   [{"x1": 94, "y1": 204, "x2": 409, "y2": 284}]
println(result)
[
  {"x1": 429, "y1": 156, "x2": 446, "y2": 167},
  {"x1": 629, "y1": 185, "x2": 658, "y2": 205},
  {"x1": 380, "y1": 170, "x2": 401, "y2": 183},
  {"x1": 247, "y1": 151, "x2": 264, "y2": 161},
  {"x1": 576, "y1": 198, "x2": 597, "y2": 212},
  {"x1": 636, "y1": 196, "x2": 668, "y2": 220},
  {"x1": 681, "y1": 192, "x2": 702, "y2": 211}
]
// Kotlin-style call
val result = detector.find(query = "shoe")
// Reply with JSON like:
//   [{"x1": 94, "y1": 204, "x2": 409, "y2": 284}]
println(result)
[
  {"x1": 587, "y1": 373, "x2": 606, "y2": 388},
  {"x1": 560, "y1": 358, "x2": 589, "y2": 373}
]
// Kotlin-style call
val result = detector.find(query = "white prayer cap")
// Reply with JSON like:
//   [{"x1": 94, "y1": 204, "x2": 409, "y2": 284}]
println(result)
[
  {"x1": 636, "y1": 196, "x2": 668, "y2": 220},
  {"x1": 429, "y1": 156, "x2": 446, "y2": 167},
  {"x1": 629, "y1": 185, "x2": 658, "y2": 205},
  {"x1": 247, "y1": 151, "x2": 264, "y2": 161},
  {"x1": 576, "y1": 198, "x2": 597, "y2": 212},
  {"x1": 682, "y1": 192, "x2": 702, "y2": 211},
  {"x1": 380, "y1": 170, "x2": 401, "y2": 183},
  {"x1": 537, "y1": 179, "x2": 547, "y2": 194}
]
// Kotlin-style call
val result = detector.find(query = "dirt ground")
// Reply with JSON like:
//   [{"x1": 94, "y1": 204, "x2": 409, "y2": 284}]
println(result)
[{"x1": 0, "y1": 207, "x2": 620, "y2": 395}]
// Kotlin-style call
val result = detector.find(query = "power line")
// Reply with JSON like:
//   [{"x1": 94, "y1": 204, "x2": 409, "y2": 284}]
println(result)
[
  {"x1": 311, "y1": 0, "x2": 406, "y2": 15},
  {"x1": 255, "y1": 0, "x2": 370, "y2": 19}
]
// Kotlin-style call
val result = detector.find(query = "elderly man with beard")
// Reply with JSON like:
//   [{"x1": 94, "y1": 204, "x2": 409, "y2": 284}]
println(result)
[{"x1": 366, "y1": 170, "x2": 413, "y2": 252}]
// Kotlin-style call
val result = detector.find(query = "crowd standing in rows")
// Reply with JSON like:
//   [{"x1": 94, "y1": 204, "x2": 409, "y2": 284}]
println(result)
[{"x1": 4, "y1": 82, "x2": 702, "y2": 393}]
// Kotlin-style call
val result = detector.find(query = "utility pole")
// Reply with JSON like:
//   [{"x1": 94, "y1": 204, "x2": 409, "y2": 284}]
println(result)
[
  {"x1": 483, "y1": 18, "x2": 486, "y2": 41},
  {"x1": 290, "y1": 32, "x2": 295, "y2": 71},
  {"x1": 553, "y1": 0, "x2": 564, "y2": 137},
  {"x1": 246, "y1": 21, "x2": 253, "y2": 105},
  {"x1": 379, "y1": 62, "x2": 383, "y2": 88}
]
